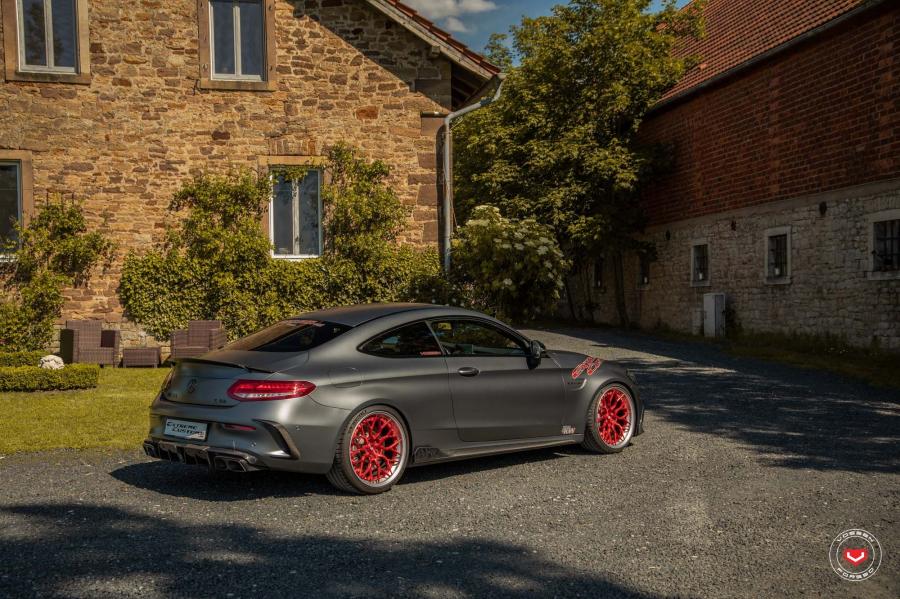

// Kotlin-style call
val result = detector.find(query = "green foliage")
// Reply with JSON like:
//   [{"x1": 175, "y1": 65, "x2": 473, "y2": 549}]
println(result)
[
  {"x1": 0, "y1": 350, "x2": 47, "y2": 368},
  {"x1": 455, "y1": 0, "x2": 704, "y2": 254},
  {"x1": 0, "y1": 200, "x2": 113, "y2": 351},
  {"x1": 120, "y1": 145, "x2": 439, "y2": 340},
  {"x1": 323, "y1": 143, "x2": 408, "y2": 263},
  {"x1": 0, "y1": 363, "x2": 99, "y2": 392},
  {"x1": 416, "y1": 206, "x2": 569, "y2": 322}
]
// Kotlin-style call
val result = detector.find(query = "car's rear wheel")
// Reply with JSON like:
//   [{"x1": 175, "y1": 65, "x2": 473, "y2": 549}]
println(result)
[
  {"x1": 326, "y1": 406, "x2": 409, "y2": 495},
  {"x1": 581, "y1": 384, "x2": 636, "y2": 454}
]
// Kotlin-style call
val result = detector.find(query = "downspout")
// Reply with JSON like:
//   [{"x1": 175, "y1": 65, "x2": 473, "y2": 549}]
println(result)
[{"x1": 442, "y1": 74, "x2": 506, "y2": 272}]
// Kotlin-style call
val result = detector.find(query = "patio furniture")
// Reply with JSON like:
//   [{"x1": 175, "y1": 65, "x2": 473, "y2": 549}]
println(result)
[
  {"x1": 170, "y1": 320, "x2": 227, "y2": 360},
  {"x1": 122, "y1": 346, "x2": 161, "y2": 368},
  {"x1": 59, "y1": 320, "x2": 120, "y2": 366}
]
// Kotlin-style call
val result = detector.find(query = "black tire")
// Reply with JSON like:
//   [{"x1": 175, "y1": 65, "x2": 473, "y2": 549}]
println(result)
[
  {"x1": 581, "y1": 383, "x2": 636, "y2": 454},
  {"x1": 326, "y1": 405, "x2": 410, "y2": 495}
]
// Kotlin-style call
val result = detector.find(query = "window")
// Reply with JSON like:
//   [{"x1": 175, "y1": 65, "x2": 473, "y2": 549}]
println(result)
[
  {"x1": 210, "y1": 0, "x2": 264, "y2": 79},
  {"x1": 361, "y1": 323, "x2": 443, "y2": 358},
  {"x1": 0, "y1": 162, "x2": 21, "y2": 249},
  {"x1": 226, "y1": 319, "x2": 350, "y2": 352},
  {"x1": 873, "y1": 219, "x2": 899, "y2": 273},
  {"x1": 271, "y1": 169, "x2": 322, "y2": 258},
  {"x1": 198, "y1": 0, "x2": 275, "y2": 90},
  {"x1": 691, "y1": 243, "x2": 709, "y2": 285},
  {"x1": 639, "y1": 254, "x2": 650, "y2": 287},
  {"x1": 2, "y1": 0, "x2": 89, "y2": 82},
  {"x1": 768, "y1": 234, "x2": 788, "y2": 279},
  {"x1": 430, "y1": 320, "x2": 526, "y2": 357},
  {"x1": 593, "y1": 257, "x2": 605, "y2": 290}
]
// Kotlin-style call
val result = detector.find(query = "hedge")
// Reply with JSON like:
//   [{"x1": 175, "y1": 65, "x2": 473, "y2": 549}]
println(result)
[
  {"x1": 0, "y1": 350, "x2": 48, "y2": 368},
  {"x1": 0, "y1": 364, "x2": 100, "y2": 392}
]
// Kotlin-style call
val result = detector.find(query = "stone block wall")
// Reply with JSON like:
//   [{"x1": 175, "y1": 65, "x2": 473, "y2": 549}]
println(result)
[
  {"x1": 0, "y1": 0, "x2": 453, "y2": 327},
  {"x1": 631, "y1": 181, "x2": 900, "y2": 349}
]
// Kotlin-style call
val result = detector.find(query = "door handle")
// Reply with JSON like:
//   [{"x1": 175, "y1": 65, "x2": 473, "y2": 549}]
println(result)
[{"x1": 457, "y1": 367, "x2": 480, "y2": 377}]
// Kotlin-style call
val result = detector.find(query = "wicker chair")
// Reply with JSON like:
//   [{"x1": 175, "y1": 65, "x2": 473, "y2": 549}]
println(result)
[
  {"x1": 170, "y1": 320, "x2": 227, "y2": 360},
  {"x1": 59, "y1": 320, "x2": 120, "y2": 366}
]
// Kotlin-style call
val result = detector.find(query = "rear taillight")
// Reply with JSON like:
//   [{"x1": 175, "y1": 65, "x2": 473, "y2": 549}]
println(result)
[{"x1": 226, "y1": 380, "x2": 316, "y2": 402}]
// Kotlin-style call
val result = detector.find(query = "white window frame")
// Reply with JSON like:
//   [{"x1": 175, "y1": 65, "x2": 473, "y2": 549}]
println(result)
[
  {"x1": 690, "y1": 239, "x2": 710, "y2": 287},
  {"x1": 867, "y1": 208, "x2": 900, "y2": 281},
  {"x1": 209, "y1": 0, "x2": 265, "y2": 82},
  {"x1": 268, "y1": 168, "x2": 323, "y2": 260},
  {"x1": 15, "y1": 0, "x2": 78, "y2": 73},
  {"x1": 0, "y1": 161, "x2": 22, "y2": 257},
  {"x1": 763, "y1": 225, "x2": 792, "y2": 285}
]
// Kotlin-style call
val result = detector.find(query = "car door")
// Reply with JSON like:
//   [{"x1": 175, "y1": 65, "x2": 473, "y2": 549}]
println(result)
[{"x1": 430, "y1": 318, "x2": 566, "y2": 443}]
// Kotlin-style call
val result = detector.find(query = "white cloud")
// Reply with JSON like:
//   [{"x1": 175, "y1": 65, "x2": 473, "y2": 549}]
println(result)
[
  {"x1": 403, "y1": 0, "x2": 498, "y2": 33},
  {"x1": 443, "y1": 16, "x2": 469, "y2": 33}
]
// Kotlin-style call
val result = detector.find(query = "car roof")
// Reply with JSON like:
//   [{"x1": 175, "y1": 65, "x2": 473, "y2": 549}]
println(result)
[{"x1": 295, "y1": 303, "x2": 484, "y2": 327}]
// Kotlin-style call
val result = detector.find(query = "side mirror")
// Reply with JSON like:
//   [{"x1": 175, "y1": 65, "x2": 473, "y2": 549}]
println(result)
[{"x1": 527, "y1": 340, "x2": 543, "y2": 369}]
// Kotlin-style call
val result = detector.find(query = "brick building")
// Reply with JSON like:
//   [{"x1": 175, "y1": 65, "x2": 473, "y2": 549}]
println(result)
[
  {"x1": 0, "y1": 0, "x2": 497, "y2": 341},
  {"x1": 584, "y1": 0, "x2": 900, "y2": 349}
]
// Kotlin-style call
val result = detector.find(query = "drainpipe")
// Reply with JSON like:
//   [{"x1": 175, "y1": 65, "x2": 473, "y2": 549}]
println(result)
[{"x1": 442, "y1": 74, "x2": 506, "y2": 272}]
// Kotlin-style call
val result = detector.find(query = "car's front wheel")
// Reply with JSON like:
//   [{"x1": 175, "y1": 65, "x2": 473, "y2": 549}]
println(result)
[
  {"x1": 581, "y1": 384, "x2": 636, "y2": 454},
  {"x1": 326, "y1": 406, "x2": 410, "y2": 494}
]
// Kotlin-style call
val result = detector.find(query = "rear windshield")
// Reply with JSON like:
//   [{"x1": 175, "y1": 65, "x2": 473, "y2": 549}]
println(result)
[{"x1": 226, "y1": 320, "x2": 351, "y2": 353}]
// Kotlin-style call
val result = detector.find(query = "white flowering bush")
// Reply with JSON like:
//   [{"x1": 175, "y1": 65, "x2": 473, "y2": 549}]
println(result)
[{"x1": 444, "y1": 205, "x2": 569, "y2": 321}]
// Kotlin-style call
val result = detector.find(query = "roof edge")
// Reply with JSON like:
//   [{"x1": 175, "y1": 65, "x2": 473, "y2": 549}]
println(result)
[
  {"x1": 364, "y1": 0, "x2": 501, "y2": 81},
  {"x1": 650, "y1": 0, "x2": 886, "y2": 114}
]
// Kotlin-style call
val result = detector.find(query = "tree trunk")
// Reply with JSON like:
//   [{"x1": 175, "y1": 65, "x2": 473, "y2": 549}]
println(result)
[
  {"x1": 563, "y1": 275, "x2": 578, "y2": 322},
  {"x1": 613, "y1": 251, "x2": 630, "y2": 328}
]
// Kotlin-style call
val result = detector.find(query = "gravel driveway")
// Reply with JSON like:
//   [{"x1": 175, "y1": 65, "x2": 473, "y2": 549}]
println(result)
[{"x1": 1, "y1": 327, "x2": 897, "y2": 598}]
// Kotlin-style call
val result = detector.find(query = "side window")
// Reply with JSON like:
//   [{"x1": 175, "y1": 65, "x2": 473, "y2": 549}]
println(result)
[
  {"x1": 0, "y1": 162, "x2": 21, "y2": 248},
  {"x1": 271, "y1": 169, "x2": 322, "y2": 258},
  {"x1": 210, "y1": 0, "x2": 265, "y2": 80},
  {"x1": 430, "y1": 320, "x2": 525, "y2": 357},
  {"x1": 361, "y1": 322, "x2": 443, "y2": 358}
]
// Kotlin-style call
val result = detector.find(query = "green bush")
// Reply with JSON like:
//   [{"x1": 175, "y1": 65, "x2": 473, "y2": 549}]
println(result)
[
  {"x1": 120, "y1": 144, "x2": 440, "y2": 340},
  {"x1": 0, "y1": 364, "x2": 100, "y2": 392},
  {"x1": 0, "y1": 351, "x2": 47, "y2": 368},
  {"x1": 417, "y1": 206, "x2": 569, "y2": 321},
  {"x1": 0, "y1": 200, "x2": 112, "y2": 352}
]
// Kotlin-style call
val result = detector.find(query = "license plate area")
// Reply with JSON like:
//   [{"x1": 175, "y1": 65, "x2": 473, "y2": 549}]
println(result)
[{"x1": 163, "y1": 419, "x2": 208, "y2": 441}]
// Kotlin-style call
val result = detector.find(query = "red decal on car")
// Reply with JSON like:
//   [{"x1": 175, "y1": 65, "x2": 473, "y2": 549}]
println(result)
[{"x1": 571, "y1": 357, "x2": 603, "y2": 379}]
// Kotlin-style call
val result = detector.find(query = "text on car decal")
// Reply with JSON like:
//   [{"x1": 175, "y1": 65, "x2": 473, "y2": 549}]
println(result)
[{"x1": 571, "y1": 357, "x2": 603, "y2": 379}]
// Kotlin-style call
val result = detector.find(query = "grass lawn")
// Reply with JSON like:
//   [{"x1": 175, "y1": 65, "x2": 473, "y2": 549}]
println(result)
[{"x1": 0, "y1": 367, "x2": 169, "y2": 455}]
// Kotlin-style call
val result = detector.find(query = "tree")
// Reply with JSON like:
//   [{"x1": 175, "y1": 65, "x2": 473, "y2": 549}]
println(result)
[{"x1": 453, "y1": 0, "x2": 703, "y2": 325}]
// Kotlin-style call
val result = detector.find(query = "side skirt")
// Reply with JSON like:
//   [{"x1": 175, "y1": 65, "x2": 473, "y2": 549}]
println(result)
[{"x1": 411, "y1": 434, "x2": 584, "y2": 467}]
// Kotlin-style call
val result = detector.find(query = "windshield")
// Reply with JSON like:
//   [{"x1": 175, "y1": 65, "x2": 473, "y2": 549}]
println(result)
[{"x1": 226, "y1": 320, "x2": 351, "y2": 353}]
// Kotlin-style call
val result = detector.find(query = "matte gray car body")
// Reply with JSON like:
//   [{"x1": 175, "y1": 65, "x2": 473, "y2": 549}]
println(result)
[{"x1": 144, "y1": 304, "x2": 643, "y2": 480}]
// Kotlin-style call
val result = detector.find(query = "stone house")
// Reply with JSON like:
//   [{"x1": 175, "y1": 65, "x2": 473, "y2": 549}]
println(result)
[
  {"x1": 0, "y1": 0, "x2": 498, "y2": 343},
  {"x1": 581, "y1": 0, "x2": 899, "y2": 349}
]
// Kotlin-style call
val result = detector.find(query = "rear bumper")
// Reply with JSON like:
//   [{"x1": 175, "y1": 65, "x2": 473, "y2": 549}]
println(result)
[{"x1": 143, "y1": 439, "x2": 264, "y2": 473}]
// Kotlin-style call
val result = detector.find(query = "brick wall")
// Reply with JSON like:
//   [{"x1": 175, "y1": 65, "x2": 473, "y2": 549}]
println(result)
[
  {"x1": 639, "y1": 4, "x2": 900, "y2": 226},
  {"x1": 0, "y1": 0, "x2": 453, "y2": 324}
]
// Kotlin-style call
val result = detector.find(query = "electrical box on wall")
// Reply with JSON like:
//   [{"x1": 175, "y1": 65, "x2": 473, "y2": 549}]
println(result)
[{"x1": 703, "y1": 293, "x2": 726, "y2": 338}]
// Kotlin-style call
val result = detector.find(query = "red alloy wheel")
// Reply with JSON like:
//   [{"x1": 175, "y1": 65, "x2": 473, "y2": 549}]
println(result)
[
  {"x1": 349, "y1": 413, "x2": 403, "y2": 485},
  {"x1": 596, "y1": 387, "x2": 632, "y2": 447}
]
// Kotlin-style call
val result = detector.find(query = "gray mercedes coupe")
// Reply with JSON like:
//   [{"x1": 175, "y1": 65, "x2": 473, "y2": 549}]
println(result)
[{"x1": 144, "y1": 303, "x2": 644, "y2": 494}]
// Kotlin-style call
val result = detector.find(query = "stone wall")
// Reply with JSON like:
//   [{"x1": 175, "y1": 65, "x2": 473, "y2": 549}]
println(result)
[
  {"x1": 0, "y1": 0, "x2": 453, "y2": 327},
  {"x1": 579, "y1": 181, "x2": 900, "y2": 350}
]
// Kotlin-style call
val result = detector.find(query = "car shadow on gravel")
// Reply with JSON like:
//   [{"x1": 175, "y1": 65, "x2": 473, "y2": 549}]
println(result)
[
  {"x1": 111, "y1": 460, "x2": 345, "y2": 501},
  {"x1": 112, "y1": 449, "x2": 582, "y2": 499},
  {"x1": 541, "y1": 327, "x2": 900, "y2": 474},
  {"x1": 0, "y1": 503, "x2": 659, "y2": 598}
]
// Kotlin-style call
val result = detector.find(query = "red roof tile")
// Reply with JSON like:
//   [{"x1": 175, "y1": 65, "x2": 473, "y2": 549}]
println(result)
[
  {"x1": 663, "y1": 0, "x2": 866, "y2": 102},
  {"x1": 374, "y1": 0, "x2": 501, "y2": 77}
]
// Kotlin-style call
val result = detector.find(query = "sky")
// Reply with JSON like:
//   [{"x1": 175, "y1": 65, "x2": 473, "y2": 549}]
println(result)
[{"x1": 403, "y1": 1, "x2": 689, "y2": 54}]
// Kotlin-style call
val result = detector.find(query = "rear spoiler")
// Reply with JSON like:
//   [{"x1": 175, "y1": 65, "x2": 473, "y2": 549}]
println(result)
[{"x1": 176, "y1": 357, "x2": 275, "y2": 374}]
